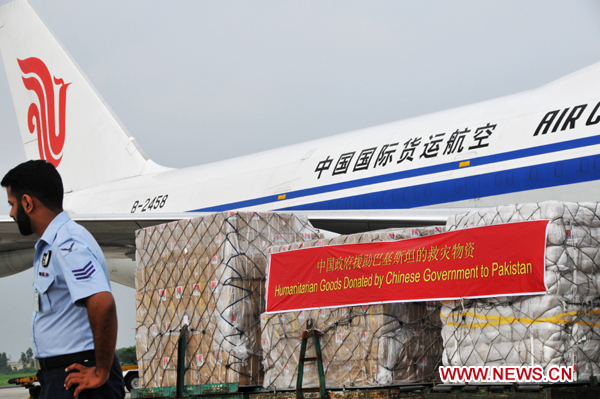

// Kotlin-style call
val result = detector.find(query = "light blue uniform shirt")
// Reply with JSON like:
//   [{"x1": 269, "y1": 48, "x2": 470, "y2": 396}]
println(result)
[{"x1": 32, "y1": 211, "x2": 111, "y2": 358}]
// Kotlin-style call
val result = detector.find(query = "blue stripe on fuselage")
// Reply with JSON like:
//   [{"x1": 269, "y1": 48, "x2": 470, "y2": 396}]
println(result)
[{"x1": 188, "y1": 134, "x2": 600, "y2": 212}]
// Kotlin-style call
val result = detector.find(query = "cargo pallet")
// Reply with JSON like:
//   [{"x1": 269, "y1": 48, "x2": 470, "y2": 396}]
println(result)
[
  {"x1": 132, "y1": 380, "x2": 600, "y2": 399},
  {"x1": 132, "y1": 325, "x2": 600, "y2": 399}
]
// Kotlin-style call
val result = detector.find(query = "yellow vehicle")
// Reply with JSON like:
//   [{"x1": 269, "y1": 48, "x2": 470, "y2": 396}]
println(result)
[{"x1": 7, "y1": 375, "x2": 40, "y2": 399}]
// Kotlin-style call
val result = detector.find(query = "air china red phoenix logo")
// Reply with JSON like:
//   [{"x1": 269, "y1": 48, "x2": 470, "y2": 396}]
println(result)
[{"x1": 17, "y1": 57, "x2": 71, "y2": 167}]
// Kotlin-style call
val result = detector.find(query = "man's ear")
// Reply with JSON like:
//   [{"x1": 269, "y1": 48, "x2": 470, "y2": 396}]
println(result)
[{"x1": 21, "y1": 194, "x2": 34, "y2": 214}]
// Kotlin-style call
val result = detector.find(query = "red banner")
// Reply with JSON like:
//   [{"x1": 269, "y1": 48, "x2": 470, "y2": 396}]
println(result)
[{"x1": 266, "y1": 221, "x2": 549, "y2": 313}]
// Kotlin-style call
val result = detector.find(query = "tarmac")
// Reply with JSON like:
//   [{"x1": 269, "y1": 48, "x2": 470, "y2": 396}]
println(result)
[{"x1": 0, "y1": 385, "x2": 132, "y2": 398}]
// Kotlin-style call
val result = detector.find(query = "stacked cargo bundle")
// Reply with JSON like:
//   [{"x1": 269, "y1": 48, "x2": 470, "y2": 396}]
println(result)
[
  {"x1": 262, "y1": 227, "x2": 445, "y2": 389},
  {"x1": 441, "y1": 202, "x2": 600, "y2": 379},
  {"x1": 134, "y1": 212, "x2": 321, "y2": 388}
]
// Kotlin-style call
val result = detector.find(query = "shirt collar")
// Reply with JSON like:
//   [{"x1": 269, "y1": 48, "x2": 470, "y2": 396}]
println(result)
[{"x1": 36, "y1": 211, "x2": 71, "y2": 249}]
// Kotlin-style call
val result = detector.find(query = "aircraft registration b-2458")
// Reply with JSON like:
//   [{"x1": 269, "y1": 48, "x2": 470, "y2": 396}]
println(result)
[{"x1": 0, "y1": 0, "x2": 599, "y2": 287}]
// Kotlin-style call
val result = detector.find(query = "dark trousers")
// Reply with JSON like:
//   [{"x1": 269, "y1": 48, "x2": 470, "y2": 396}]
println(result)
[{"x1": 36, "y1": 354, "x2": 125, "y2": 399}]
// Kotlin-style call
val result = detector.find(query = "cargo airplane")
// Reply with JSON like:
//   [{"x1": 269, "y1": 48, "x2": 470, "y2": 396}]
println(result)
[{"x1": 1, "y1": 0, "x2": 599, "y2": 287}]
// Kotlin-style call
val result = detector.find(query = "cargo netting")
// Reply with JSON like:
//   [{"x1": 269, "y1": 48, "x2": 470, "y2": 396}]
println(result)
[
  {"x1": 263, "y1": 227, "x2": 445, "y2": 389},
  {"x1": 442, "y1": 201, "x2": 600, "y2": 380},
  {"x1": 134, "y1": 212, "x2": 321, "y2": 388}
]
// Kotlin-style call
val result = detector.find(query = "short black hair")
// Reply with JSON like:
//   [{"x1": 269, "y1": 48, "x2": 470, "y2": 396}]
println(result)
[{"x1": 1, "y1": 160, "x2": 64, "y2": 211}]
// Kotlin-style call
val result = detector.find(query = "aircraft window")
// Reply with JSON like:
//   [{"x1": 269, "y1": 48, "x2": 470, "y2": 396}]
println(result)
[
  {"x1": 555, "y1": 163, "x2": 563, "y2": 177},
  {"x1": 454, "y1": 182, "x2": 461, "y2": 194},
  {"x1": 530, "y1": 167, "x2": 538, "y2": 181},
  {"x1": 506, "y1": 172, "x2": 514, "y2": 185},
  {"x1": 495, "y1": 174, "x2": 502, "y2": 187},
  {"x1": 581, "y1": 160, "x2": 589, "y2": 173}
]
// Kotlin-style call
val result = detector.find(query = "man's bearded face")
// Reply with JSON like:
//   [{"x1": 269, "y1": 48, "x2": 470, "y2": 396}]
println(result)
[{"x1": 15, "y1": 199, "x2": 33, "y2": 236}]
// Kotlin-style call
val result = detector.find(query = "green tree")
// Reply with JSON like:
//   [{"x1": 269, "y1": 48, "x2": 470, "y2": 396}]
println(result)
[
  {"x1": 0, "y1": 352, "x2": 10, "y2": 373},
  {"x1": 115, "y1": 346, "x2": 137, "y2": 365},
  {"x1": 19, "y1": 352, "x2": 27, "y2": 367},
  {"x1": 26, "y1": 348, "x2": 34, "y2": 367}
]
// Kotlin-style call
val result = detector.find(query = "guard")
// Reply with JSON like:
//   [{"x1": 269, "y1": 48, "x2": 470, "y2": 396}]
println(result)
[{"x1": 2, "y1": 160, "x2": 125, "y2": 399}]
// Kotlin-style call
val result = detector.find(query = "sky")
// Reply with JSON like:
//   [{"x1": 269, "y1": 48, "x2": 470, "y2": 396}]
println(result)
[{"x1": 0, "y1": 0, "x2": 600, "y2": 360}]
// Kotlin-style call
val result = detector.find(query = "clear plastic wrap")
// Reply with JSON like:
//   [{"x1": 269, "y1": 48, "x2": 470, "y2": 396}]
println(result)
[
  {"x1": 262, "y1": 227, "x2": 445, "y2": 389},
  {"x1": 135, "y1": 212, "x2": 321, "y2": 388},
  {"x1": 443, "y1": 201, "x2": 600, "y2": 379}
]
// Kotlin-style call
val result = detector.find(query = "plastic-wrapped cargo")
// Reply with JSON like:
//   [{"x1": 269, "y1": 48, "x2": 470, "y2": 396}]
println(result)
[
  {"x1": 135, "y1": 212, "x2": 322, "y2": 388},
  {"x1": 442, "y1": 201, "x2": 600, "y2": 379},
  {"x1": 262, "y1": 227, "x2": 445, "y2": 389}
]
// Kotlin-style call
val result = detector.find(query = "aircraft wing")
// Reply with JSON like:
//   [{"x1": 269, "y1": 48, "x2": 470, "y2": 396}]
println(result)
[
  {"x1": 299, "y1": 208, "x2": 472, "y2": 235},
  {"x1": 0, "y1": 208, "x2": 471, "y2": 287},
  {"x1": 0, "y1": 212, "x2": 207, "y2": 286}
]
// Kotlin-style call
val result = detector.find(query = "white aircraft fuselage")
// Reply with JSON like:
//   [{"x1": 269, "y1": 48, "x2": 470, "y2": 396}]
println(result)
[
  {"x1": 66, "y1": 74, "x2": 600, "y2": 217},
  {"x1": 1, "y1": 0, "x2": 599, "y2": 287}
]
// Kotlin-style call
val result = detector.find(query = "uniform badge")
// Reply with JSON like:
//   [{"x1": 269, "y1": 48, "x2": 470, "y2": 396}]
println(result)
[
  {"x1": 34, "y1": 289, "x2": 40, "y2": 312},
  {"x1": 69, "y1": 261, "x2": 97, "y2": 282},
  {"x1": 42, "y1": 251, "x2": 52, "y2": 267},
  {"x1": 61, "y1": 242, "x2": 75, "y2": 253}
]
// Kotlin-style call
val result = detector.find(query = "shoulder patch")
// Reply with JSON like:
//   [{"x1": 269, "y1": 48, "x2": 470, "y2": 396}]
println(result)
[
  {"x1": 60, "y1": 242, "x2": 77, "y2": 256},
  {"x1": 68, "y1": 261, "x2": 97, "y2": 282}
]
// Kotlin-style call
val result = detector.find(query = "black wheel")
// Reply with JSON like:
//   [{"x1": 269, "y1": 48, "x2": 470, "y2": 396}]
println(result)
[
  {"x1": 29, "y1": 385, "x2": 41, "y2": 399},
  {"x1": 124, "y1": 372, "x2": 139, "y2": 392}
]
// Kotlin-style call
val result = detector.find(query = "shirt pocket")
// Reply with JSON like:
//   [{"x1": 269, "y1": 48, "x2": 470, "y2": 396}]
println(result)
[{"x1": 34, "y1": 276, "x2": 55, "y2": 313}]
